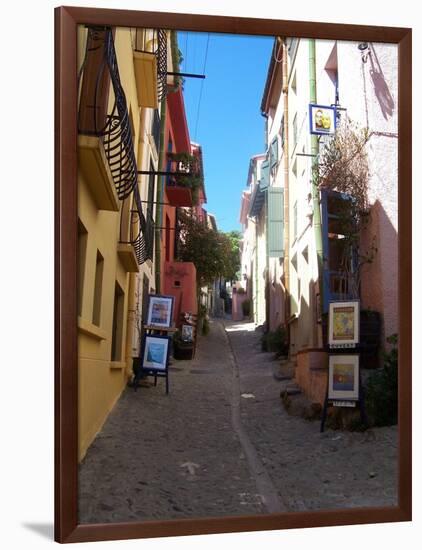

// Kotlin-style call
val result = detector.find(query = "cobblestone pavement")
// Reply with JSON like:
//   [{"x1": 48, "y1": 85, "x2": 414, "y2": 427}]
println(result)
[
  {"x1": 226, "y1": 320, "x2": 398, "y2": 512},
  {"x1": 79, "y1": 319, "x2": 397, "y2": 524}
]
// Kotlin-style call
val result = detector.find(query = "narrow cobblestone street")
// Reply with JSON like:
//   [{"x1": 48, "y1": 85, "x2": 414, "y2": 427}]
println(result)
[{"x1": 79, "y1": 319, "x2": 397, "y2": 524}]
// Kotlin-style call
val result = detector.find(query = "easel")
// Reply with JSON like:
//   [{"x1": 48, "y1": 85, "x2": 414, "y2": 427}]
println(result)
[
  {"x1": 133, "y1": 325, "x2": 177, "y2": 394},
  {"x1": 320, "y1": 356, "x2": 368, "y2": 432}
]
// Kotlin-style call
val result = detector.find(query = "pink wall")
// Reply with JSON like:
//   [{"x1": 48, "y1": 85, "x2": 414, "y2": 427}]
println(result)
[
  {"x1": 232, "y1": 293, "x2": 248, "y2": 321},
  {"x1": 163, "y1": 261, "x2": 197, "y2": 325}
]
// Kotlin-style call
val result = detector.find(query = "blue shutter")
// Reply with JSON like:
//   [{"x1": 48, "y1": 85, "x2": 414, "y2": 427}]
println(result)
[
  {"x1": 267, "y1": 187, "x2": 284, "y2": 258},
  {"x1": 321, "y1": 189, "x2": 330, "y2": 313},
  {"x1": 259, "y1": 159, "x2": 270, "y2": 189}
]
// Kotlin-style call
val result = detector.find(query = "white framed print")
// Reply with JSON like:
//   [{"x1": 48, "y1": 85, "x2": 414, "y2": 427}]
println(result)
[
  {"x1": 146, "y1": 294, "x2": 174, "y2": 328},
  {"x1": 328, "y1": 300, "x2": 360, "y2": 347},
  {"x1": 142, "y1": 335, "x2": 170, "y2": 371},
  {"x1": 328, "y1": 354, "x2": 360, "y2": 401}
]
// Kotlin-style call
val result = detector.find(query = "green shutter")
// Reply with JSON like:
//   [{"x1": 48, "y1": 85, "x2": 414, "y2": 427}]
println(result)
[
  {"x1": 270, "y1": 136, "x2": 278, "y2": 168},
  {"x1": 260, "y1": 159, "x2": 270, "y2": 189},
  {"x1": 267, "y1": 187, "x2": 284, "y2": 258}
]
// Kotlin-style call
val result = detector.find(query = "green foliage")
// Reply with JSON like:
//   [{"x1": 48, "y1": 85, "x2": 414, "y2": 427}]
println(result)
[
  {"x1": 170, "y1": 32, "x2": 185, "y2": 91},
  {"x1": 222, "y1": 230, "x2": 242, "y2": 282},
  {"x1": 198, "y1": 303, "x2": 207, "y2": 318},
  {"x1": 365, "y1": 334, "x2": 398, "y2": 427},
  {"x1": 241, "y1": 298, "x2": 251, "y2": 318},
  {"x1": 202, "y1": 317, "x2": 210, "y2": 335},
  {"x1": 261, "y1": 325, "x2": 288, "y2": 357},
  {"x1": 167, "y1": 152, "x2": 203, "y2": 205},
  {"x1": 177, "y1": 212, "x2": 240, "y2": 289}
]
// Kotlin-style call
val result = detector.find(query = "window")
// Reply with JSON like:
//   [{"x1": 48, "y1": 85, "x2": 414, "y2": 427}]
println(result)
[
  {"x1": 111, "y1": 282, "x2": 125, "y2": 361},
  {"x1": 78, "y1": 220, "x2": 88, "y2": 317},
  {"x1": 291, "y1": 71, "x2": 297, "y2": 94},
  {"x1": 269, "y1": 136, "x2": 279, "y2": 170},
  {"x1": 92, "y1": 250, "x2": 104, "y2": 326},
  {"x1": 321, "y1": 190, "x2": 356, "y2": 311},
  {"x1": 267, "y1": 187, "x2": 284, "y2": 258},
  {"x1": 292, "y1": 113, "x2": 297, "y2": 150}
]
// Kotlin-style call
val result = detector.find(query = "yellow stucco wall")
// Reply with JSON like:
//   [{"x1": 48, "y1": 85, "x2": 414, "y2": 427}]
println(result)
[{"x1": 77, "y1": 27, "x2": 160, "y2": 462}]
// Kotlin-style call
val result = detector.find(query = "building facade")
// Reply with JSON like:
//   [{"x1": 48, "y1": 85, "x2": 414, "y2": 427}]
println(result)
[
  {"x1": 242, "y1": 37, "x2": 398, "y2": 404},
  {"x1": 76, "y1": 25, "x2": 206, "y2": 460}
]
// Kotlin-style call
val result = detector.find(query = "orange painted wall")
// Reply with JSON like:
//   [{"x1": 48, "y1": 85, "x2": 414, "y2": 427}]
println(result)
[{"x1": 163, "y1": 261, "x2": 198, "y2": 324}]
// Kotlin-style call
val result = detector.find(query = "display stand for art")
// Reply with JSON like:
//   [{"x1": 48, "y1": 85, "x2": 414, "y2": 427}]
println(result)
[
  {"x1": 320, "y1": 358, "x2": 368, "y2": 432},
  {"x1": 133, "y1": 325, "x2": 176, "y2": 394},
  {"x1": 320, "y1": 300, "x2": 368, "y2": 432}
]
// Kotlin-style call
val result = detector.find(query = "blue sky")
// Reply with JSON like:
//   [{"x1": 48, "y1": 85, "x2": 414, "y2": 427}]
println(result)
[{"x1": 177, "y1": 31, "x2": 274, "y2": 233}]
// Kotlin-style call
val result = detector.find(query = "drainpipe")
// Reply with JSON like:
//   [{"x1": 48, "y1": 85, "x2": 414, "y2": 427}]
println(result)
[
  {"x1": 309, "y1": 39, "x2": 324, "y2": 343},
  {"x1": 281, "y1": 38, "x2": 290, "y2": 329}
]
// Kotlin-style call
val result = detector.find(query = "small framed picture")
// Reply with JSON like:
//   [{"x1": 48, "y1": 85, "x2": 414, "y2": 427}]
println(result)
[
  {"x1": 328, "y1": 354, "x2": 360, "y2": 401},
  {"x1": 309, "y1": 103, "x2": 337, "y2": 135},
  {"x1": 142, "y1": 335, "x2": 170, "y2": 371},
  {"x1": 146, "y1": 294, "x2": 174, "y2": 328},
  {"x1": 328, "y1": 300, "x2": 360, "y2": 347},
  {"x1": 181, "y1": 324, "x2": 194, "y2": 342}
]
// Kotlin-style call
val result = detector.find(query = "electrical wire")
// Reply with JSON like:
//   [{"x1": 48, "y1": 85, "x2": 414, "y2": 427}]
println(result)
[{"x1": 194, "y1": 33, "x2": 210, "y2": 141}]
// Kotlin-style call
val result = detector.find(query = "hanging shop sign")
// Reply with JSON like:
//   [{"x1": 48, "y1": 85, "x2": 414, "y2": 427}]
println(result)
[{"x1": 309, "y1": 103, "x2": 337, "y2": 135}]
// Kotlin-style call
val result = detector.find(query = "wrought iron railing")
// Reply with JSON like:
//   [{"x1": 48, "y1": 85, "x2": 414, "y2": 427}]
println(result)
[
  {"x1": 152, "y1": 109, "x2": 161, "y2": 152},
  {"x1": 78, "y1": 26, "x2": 138, "y2": 200},
  {"x1": 134, "y1": 28, "x2": 168, "y2": 102},
  {"x1": 130, "y1": 185, "x2": 154, "y2": 265}
]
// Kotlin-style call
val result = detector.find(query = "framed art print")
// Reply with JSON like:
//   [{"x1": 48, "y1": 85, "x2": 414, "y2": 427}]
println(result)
[
  {"x1": 328, "y1": 354, "x2": 360, "y2": 401},
  {"x1": 181, "y1": 324, "x2": 194, "y2": 342},
  {"x1": 309, "y1": 104, "x2": 337, "y2": 136},
  {"x1": 142, "y1": 334, "x2": 170, "y2": 371},
  {"x1": 146, "y1": 294, "x2": 174, "y2": 328},
  {"x1": 55, "y1": 4, "x2": 412, "y2": 545},
  {"x1": 328, "y1": 300, "x2": 360, "y2": 347}
]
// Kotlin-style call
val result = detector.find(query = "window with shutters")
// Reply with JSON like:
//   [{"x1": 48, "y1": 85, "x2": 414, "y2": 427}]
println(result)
[
  {"x1": 321, "y1": 189, "x2": 357, "y2": 312},
  {"x1": 267, "y1": 187, "x2": 284, "y2": 258},
  {"x1": 259, "y1": 158, "x2": 270, "y2": 190},
  {"x1": 269, "y1": 136, "x2": 279, "y2": 171},
  {"x1": 292, "y1": 113, "x2": 298, "y2": 150}
]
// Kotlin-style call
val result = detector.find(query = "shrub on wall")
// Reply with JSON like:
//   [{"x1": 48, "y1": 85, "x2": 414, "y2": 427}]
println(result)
[{"x1": 364, "y1": 334, "x2": 398, "y2": 426}]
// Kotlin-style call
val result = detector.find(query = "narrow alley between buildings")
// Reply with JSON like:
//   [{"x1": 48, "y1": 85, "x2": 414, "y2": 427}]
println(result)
[{"x1": 79, "y1": 319, "x2": 397, "y2": 524}]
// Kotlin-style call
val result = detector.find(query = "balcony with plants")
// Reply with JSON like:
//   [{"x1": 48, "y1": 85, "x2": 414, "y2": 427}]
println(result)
[{"x1": 165, "y1": 152, "x2": 203, "y2": 207}]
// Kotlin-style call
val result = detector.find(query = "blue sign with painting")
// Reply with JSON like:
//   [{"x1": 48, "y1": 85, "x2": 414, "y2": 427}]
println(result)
[{"x1": 309, "y1": 103, "x2": 337, "y2": 135}]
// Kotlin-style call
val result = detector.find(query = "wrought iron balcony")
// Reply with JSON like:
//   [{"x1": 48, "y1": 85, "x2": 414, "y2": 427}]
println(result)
[
  {"x1": 131, "y1": 185, "x2": 154, "y2": 265},
  {"x1": 151, "y1": 109, "x2": 161, "y2": 152},
  {"x1": 133, "y1": 28, "x2": 168, "y2": 108},
  {"x1": 78, "y1": 26, "x2": 137, "y2": 201}
]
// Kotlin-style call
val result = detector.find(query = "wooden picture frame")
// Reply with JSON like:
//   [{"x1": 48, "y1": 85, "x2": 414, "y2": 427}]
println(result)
[{"x1": 55, "y1": 5, "x2": 412, "y2": 544}]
